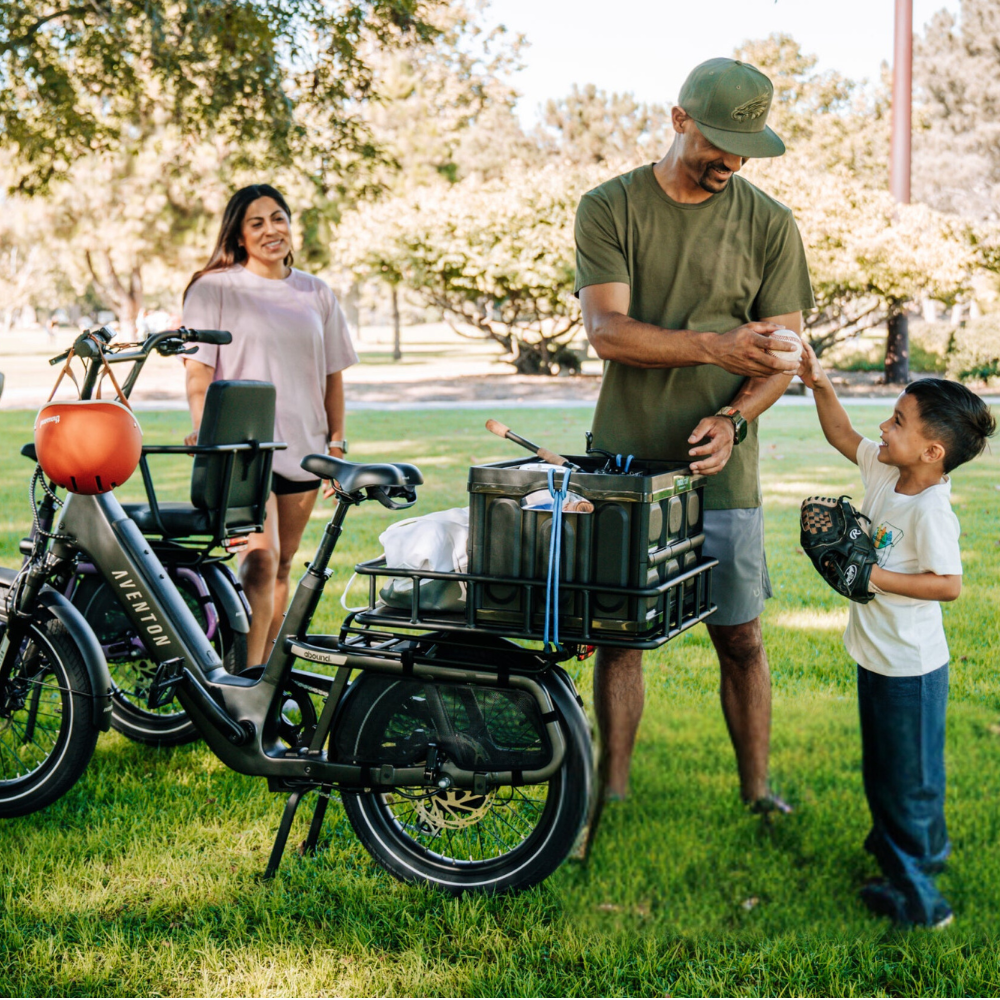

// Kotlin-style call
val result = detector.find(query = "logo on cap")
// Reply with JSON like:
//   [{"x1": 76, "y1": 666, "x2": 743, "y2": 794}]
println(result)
[{"x1": 731, "y1": 94, "x2": 769, "y2": 123}]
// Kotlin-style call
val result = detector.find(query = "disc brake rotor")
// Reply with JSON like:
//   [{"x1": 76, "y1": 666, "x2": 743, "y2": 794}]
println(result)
[{"x1": 414, "y1": 788, "x2": 495, "y2": 830}]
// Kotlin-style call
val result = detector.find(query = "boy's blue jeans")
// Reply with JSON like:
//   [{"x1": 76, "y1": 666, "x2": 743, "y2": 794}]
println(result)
[{"x1": 857, "y1": 662, "x2": 951, "y2": 925}]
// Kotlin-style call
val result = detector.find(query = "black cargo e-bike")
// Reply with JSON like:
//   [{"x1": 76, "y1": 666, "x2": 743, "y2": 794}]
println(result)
[{"x1": 0, "y1": 327, "x2": 601, "y2": 894}]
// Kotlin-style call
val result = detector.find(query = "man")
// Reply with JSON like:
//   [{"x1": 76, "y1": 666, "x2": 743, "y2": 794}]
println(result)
[{"x1": 574, "y1": 57, "x2": 814, "y2": 833}]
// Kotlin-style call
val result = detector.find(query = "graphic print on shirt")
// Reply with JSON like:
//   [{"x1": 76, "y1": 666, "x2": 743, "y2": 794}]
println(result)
[{"x1": 871, "y1": 522, "x2": 904, "y2": 567}]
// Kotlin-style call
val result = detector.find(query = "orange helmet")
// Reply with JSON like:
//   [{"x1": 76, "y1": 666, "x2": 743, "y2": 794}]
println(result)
[{"x1": 34, "y1": 399, "x2": 143, "y2": 494}]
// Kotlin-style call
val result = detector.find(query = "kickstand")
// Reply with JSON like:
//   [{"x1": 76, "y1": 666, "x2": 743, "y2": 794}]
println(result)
[
  {"x1": 302, "y1": 785, "x2": 333, "y2": 856},
  {"x1": 263, "y1": 788, "x2": 308, "y2": 880}
]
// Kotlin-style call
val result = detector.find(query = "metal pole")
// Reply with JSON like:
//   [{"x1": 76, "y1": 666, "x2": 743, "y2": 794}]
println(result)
[
  {"x1": 890, "y1": 0, "x2": 912, "y2": 203},
  {"x1": 885, "y1": 0, "x2": 912, "y2": 384}
]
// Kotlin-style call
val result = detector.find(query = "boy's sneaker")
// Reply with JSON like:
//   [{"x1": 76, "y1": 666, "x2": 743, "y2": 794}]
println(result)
[
  {"x1": 860, "y1": 879, "x2": 954, "y2": 929},
  {"x1": 860, "y1": 879, "x2": 908, "y2": 922}
]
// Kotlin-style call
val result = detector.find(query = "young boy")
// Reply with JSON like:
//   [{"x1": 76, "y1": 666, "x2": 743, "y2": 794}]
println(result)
[{"x1": 800, "y1": 345, "x2": 996, "y2": 928}]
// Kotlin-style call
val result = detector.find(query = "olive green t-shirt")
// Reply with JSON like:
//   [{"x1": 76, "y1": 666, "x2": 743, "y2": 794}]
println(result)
[{"x1": 574, "y1": 164, "x2": 815, "y2": 509}]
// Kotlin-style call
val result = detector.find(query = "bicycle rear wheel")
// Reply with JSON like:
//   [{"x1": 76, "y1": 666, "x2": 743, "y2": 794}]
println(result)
[
  {"x1": 338, "y1": 656, "x2": 590, "y2": 895},
  {"x1": 0, "y1": 616, "x2": 99, "y2": 817}
]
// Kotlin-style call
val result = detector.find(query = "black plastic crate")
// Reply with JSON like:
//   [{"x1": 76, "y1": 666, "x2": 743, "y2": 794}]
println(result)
[{"x1": 467, "y1": 455, "x2": 706, "y2": 638}]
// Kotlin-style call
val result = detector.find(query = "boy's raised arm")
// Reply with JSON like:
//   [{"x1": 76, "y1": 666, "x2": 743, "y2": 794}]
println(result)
[{"x1": 799, "y1": 343, "x2": 863, "y2": 465}]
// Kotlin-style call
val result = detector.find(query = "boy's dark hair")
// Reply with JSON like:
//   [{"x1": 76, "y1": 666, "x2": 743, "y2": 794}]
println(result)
[{"x1": 903, "y1": 378, "x2": 997, "y2": 473}]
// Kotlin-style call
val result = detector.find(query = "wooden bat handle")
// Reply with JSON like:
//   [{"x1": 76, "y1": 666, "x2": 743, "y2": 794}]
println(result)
[
  {"x1": 485, "y1": 418, "x2": 581, "y2": 471},
  {"x1": 537, "y1": 446, "x2": 571, "y2": 468}
]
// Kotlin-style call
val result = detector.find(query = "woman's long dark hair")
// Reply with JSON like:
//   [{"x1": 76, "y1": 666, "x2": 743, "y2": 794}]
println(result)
[{"x1": 184, "y1": 184, "x2": 294, "y2": 301}]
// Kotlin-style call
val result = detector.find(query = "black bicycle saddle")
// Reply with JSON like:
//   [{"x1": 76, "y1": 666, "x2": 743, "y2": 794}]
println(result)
[{"x1": 300, "y1": 455, "x2": 423, "y2": 492}]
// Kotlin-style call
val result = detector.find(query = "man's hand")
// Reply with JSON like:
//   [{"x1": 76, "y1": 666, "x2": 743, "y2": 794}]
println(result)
[
  {"x1": 184, "y1": 429, "x2": 198, "y2": 447},
  {"x1": 713, "y1": 322, "x2": 802, "y2": 377},
  {"x1": 687, "y1": 415, "x2": 735, "y2": 475}
]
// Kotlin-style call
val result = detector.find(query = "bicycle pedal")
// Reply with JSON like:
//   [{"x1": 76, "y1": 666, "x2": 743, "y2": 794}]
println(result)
[{"x1": 147, "y1": 657, "x2": 186, "y2": 709}]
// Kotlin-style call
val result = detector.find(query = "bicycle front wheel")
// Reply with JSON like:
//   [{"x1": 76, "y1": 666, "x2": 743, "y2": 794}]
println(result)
[{"x1": 0, "y1": 616, "x2": 99, "y2": 817}]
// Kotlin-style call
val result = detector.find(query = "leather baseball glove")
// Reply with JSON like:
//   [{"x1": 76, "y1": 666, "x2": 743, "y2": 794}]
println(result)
[{"x1": 800, "y1": 495, "x2": 878, "y2": 604}]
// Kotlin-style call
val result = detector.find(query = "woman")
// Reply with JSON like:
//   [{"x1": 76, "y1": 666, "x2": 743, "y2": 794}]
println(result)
[{"x1": 182, "y1": 183, "x2": 358, "y2": 666}]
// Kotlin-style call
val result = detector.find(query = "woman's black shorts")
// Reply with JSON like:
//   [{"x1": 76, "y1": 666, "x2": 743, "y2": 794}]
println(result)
[{"x1": 271, "y1": 473, "x2": 322, "y2": 495}]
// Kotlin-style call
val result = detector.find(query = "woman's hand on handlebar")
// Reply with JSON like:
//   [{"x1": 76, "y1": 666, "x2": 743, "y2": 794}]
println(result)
[{"x1": 184, "y1": 430, "x2": 199, "y2": 448}]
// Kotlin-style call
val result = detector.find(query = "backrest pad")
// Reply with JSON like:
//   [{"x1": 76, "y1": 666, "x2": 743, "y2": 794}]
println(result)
[{"x1": 191, "y1": 380, "x2": 276, "y2": 510}]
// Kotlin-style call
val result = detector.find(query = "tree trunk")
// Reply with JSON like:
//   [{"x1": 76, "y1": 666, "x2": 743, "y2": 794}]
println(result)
[
  {"x1": 884, "y1": 310, "x2": 910, "y2": 384},
  {"x1": 391, "y1": 285, "x2": 402, "y2": 361},
  {"x1": 85, "y1": 251, "x2": 142, "y2": 338},
  {"x1": 346, "y1": 280, "x2": 361, "y2": 341}
]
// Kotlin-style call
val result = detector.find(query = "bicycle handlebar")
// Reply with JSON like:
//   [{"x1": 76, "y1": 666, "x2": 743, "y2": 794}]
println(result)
[{"x1": 50, "y1": 326, "x2": 232, "y2": 366}]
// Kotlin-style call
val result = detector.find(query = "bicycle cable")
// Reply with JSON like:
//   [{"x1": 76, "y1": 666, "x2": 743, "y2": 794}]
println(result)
[
  {"x1": 4, "y1": 469, "x2": 74, "y2": 619},
  {"x1": 28, "y1": 466, "x2": 73, "y2": 542}
]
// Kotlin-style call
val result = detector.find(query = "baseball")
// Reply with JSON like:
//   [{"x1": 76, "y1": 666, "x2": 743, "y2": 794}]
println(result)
[{"x1": 765, "y1": 328, "x2": 804, "y2": 364}]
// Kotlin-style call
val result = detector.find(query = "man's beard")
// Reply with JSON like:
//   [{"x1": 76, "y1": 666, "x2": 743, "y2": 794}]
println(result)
[{"x1": 696, "y1": 161, "x2": 734, "y2": 193}]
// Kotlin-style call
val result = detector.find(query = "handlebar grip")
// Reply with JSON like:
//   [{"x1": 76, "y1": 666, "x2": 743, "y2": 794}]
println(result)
[{"x1": 183, "y1": 329, "x2": 232, "y2": 345}]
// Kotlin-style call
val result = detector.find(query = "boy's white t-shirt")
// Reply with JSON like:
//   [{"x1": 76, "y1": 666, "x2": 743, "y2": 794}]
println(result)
[{"x1": 844, "y1": 438, "x2": 962, "y2": 676}]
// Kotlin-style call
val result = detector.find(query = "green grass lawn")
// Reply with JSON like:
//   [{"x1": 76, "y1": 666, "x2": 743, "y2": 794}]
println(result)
[{"x1": 2, "y1": 404, "x2": 1000, "y2": 997}]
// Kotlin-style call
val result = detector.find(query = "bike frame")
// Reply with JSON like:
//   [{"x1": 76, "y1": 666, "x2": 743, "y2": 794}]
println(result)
[{"x1": 54, "y1": 491, "x2": 567, "y2": 791}]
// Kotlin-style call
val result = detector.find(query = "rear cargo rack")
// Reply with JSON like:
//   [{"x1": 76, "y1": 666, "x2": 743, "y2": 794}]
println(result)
[{"x1": 351, "y1": 556, "x2": 717, "y2": 650}]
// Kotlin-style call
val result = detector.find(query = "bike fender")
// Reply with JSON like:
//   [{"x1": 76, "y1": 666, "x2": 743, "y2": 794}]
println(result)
[
  {"x1": 330, "y1": 657, "x2": 594, "y2": 793},
  {"x1": 202, "y1": 562, "x2": 250, "y2": 635},
  {"x1": 36, "y1": 590, "x2": 114, "y2": 731},
  {"x1": 543, "y1": 666, "x2": 594, "y2": 783}
]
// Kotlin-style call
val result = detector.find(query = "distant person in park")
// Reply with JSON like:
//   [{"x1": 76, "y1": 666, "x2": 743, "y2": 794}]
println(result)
[
  {"x1": 799, "y1": 356, "x2": 995, "y2": 929},
  {"x1": 182, "y1": 183, "x2": 358, "y2": 666},
  {"x1": 574, "y1": 57, "x2": 813, "y2": 840}
]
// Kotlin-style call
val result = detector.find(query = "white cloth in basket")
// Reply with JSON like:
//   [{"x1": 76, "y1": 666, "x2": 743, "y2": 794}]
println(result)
[{"x1": 378, "y1": 507, "x2": 469, "y2": 613}]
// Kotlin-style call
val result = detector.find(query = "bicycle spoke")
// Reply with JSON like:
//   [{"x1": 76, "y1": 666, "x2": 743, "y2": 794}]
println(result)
[{"x1": 0, "y1": 733, "x2": 35, "y2": 777}]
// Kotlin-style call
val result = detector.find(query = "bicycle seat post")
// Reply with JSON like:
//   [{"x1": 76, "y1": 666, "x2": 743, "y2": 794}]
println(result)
[{"x1": 306, "y1": 498, "x2": 353, "y2": 581}]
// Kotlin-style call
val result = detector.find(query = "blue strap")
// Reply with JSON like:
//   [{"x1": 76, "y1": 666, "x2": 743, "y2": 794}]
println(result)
[
  {"x1": 623, "y1": 453, "x2": 634, "y2": 473},
  {"x1": 542, "y1": 467, "x2": 571, "y2": 651}
]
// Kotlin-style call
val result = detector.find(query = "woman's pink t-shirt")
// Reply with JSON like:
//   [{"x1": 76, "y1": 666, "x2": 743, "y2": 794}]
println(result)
[{"x1": 182, "y1": 266, "x2": 358, "y2": 481}]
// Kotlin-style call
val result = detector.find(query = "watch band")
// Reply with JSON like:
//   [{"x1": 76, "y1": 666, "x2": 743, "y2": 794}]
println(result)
[
  {"x1": 715, "y1": 407, "x2": 747, "y2": 446},
  {"x1": 327, "y1": 439, "x2": 348, "y2": 454}
]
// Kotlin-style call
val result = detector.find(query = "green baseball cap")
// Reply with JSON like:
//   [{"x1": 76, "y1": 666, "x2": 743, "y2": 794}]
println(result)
[{"x1": 677, "y1": 57, "x2": 785, "y2": 158}]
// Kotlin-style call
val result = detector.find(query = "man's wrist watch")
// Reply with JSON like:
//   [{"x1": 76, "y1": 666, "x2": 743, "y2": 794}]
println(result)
[
  {"x1": 327, "y1": 439, "x2": 348, "y2": 455},
  {"x1": 715, "y1": 407, "x2": 747, "y2": 446}
]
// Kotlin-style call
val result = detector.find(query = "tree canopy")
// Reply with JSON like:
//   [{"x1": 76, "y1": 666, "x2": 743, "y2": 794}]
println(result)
[
  {"x1": 0, "y1": 1, "x2": 442, "y2": 192},
  {"x1": 332, "y1": 164, "x2": 601, "y2": 374},
  {"x1": 913, "y1": 0, "x2": 1000, "y2": 221}
]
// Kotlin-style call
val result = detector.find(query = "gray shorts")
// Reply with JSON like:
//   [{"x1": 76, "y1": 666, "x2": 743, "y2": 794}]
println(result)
[{"x1": 701, "y1": 507, "x2": 772, "y2": 626}]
